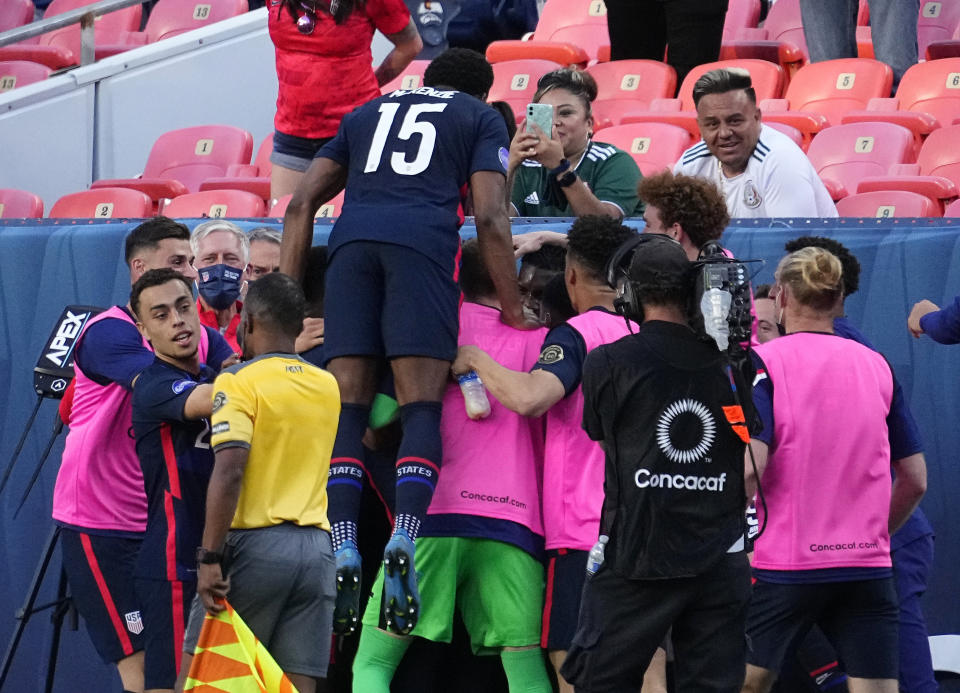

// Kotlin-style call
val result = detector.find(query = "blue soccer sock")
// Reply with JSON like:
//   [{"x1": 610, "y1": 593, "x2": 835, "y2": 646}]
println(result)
[
  {"x1": 328, "y1": 403, "x2": 370, "y2": 552},
  {"x1": 392, "y1": 401, "x2": 443, "y2": 542}
]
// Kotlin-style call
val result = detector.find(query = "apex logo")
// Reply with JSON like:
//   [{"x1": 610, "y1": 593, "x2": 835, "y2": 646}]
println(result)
[{"x1": 45, "y1": 310, "x2": 91, "y2": 367}]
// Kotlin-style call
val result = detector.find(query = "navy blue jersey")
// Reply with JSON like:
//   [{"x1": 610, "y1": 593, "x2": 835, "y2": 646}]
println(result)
[
  {"x1": 317, "y1": 86, "x2": 509, "y2": 268},
  {"x1": 132, "y1": 358, "x2": 217, "y2": 582}
]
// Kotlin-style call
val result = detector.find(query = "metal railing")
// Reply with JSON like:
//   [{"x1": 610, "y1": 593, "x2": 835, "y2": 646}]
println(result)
[{"x1": 0, "y1": 0, "x2": 147, "y2": 66}]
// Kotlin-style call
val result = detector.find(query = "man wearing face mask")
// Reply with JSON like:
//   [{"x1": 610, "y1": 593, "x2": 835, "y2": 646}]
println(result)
[{"x1": 191, "y1": 220, "x2": 250, "y2": 354}]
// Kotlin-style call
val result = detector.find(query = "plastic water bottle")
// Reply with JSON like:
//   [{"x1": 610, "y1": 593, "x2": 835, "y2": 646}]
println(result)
[
  {"x1": 458, "y1": 371, "x2": 491, "y2": 420},
  {"x1": 586, "y1": 535, "x2": 609, "y2": 575},
  {"x1": 700, "y1": 287, "x2": 732, "y2": 352}
]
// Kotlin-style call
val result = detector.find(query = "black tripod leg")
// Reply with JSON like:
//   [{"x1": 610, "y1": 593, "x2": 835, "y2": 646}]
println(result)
[
  {"x1": 0, "y1": 526, "x2": 60, "y2": 688},
  {"x1": 44, "y1": 568, "x2": 69, "y2": 693},
  {"x1": 14, "y1": 419, "x2": 64, "y2": 519},
  {"x1": 0, "y1": 395, "x2": 43, "y2": 497}
]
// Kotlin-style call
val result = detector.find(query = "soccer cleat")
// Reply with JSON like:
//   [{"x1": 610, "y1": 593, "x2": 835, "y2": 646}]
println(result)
[
  {"x1": 381, "y1": 529, "x2": 420, "y2": 635},
  {"x1": 333, "y1": 540, "x2": 362, "y2": 635}
]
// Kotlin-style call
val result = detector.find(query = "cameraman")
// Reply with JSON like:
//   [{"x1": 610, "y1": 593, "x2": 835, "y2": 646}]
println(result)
[{"x1": 560, "y1": 235, "x2": 751, "y2": 693}]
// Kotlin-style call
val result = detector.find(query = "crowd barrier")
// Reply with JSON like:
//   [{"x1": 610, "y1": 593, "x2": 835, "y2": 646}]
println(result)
[{"x1": 1, "y1": 216, "x2": 959, "y2": 690}]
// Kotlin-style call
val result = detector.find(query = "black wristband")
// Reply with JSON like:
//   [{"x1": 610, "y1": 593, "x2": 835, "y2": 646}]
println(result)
[
  {"x1": 557, "y1": 170, "x2": 578, "y2": 188},
  {"x1": 196, "y1": 547, "x2": 223, "y2": 565},
  {"x1": 548, "y1": 159, "x2": 571, "y2": 177}
]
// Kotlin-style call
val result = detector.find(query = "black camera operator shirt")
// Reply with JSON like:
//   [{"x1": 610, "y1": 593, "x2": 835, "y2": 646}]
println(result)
[{"x1": 582, "y1": 320, "x2": 747, "y2": 579}]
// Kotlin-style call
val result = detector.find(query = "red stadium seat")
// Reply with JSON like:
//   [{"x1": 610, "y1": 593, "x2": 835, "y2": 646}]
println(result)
[
  {"x1": 765, "y1": 121, "x2": 805, "y2": 149},
  {"x1": 0, "y1": 60, "x2": 51, "y2": 93},
  {"x1": 595, "y1": 123, "x2": 693, "y2": 176},
  {"x1": 856, "y1": 124, "x2": 960, "y2": 213},
  {"x1": 0, "y1": 0, "x2": 142, "y2": 69},
  {"x1": 945, "y1": 198, "x2": 960, "y2": 216},
  {"x1": 722, "y1": 0, "x2": 761, "y2": 41},
  {"x1": 619, "y1": 59, "x2": 784, "y2": 137},
  {"x1": 92, "y1": 125, "x2": 254, "y2": 208},
  {"x1": 380, "y1": 59, "x2": 430, "y2": 93},
  {"x1": 486, "y1": 0, "x2": 610, "y2": 66},
  {"x1": 49, "y1": 188, "x2": 153, "y2": 218},
  {"x1": 836, "y1": 190, "x2": 940, "y2": 217},
  {"x1": 97, "y1": 0, "x2": 248, "y2": 55},
  {"x1": 720, "y1": 0, "x2": 808, "y2": 77},
  {"x1": 0, "y1": 0, "x2": 34, "y2": 32},
  {"x1": 760, "y1": 58, "x2": 893, "y2": 147},
  {"x1": 918, "y1": 0, "x2": 960, "y2": 60},
  {"x1": 161, "y1": 190, "x2": 265, "y2": 218},
  {"x1": 488, "y1": 59, "x2": 563, "y2": 122},
  {"x1": 586, "y1": 60, "x2": 677, "y2": 129},
  {"x1": 841, "y1": 59, "x2": 960, "y2": 148},
  {"x1": 0, "y1": 188, "x2": 44, "y2": 218},
  {"x1": 200, "y1": 133, "x2": 273, "y2": 200},
  {"x1": 268, "y1": 190, "x2": 345, "y2": 218},
  {"x1": 806, "y1": 122, "x2": 915, "y2": 200}
]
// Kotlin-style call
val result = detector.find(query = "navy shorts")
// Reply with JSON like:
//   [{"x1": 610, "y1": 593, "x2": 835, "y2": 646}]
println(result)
[
  {"x1": 135, "y1": 577, "x2": 196, "y2": 689},
  {"x1": 271, "y1": 130, "x2": 333, "y2": 173},
  {"x1": 746, "y1": 576, "x2": 899, "y2": 679},
  {"x1": 541, "y1": 548, "x2": 589, "y2": 651},
  {"x1": 60, "y1": 528, "x2": 144, "y2": 663},
  {"x1": 323, "y1": 241, "x2": 460, "y2": 364}
]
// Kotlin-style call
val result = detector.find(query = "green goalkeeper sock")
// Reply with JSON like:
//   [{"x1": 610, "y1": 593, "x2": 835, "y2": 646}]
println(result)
[
  {"x1": 501, "y1": 647, "x2": 553, "y2": 693},
  {"x1": 351, "y1": 625, "x2": 412, "y2": 693}
]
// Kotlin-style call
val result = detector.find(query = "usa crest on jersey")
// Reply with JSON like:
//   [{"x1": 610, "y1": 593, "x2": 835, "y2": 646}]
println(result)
[{"x1": 125, "y1": 610, "x2": 144, "y2": 635}]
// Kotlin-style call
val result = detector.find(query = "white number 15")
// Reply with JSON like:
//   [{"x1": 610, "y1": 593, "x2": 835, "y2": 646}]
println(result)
[{"x1": 364, "y1": 102, "x2": 448, "y2": 176}]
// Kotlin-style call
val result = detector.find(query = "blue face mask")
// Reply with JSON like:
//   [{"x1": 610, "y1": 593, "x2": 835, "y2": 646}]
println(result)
[{"x1": 198, "y1": 264, "x2": 243, "y2": 311}]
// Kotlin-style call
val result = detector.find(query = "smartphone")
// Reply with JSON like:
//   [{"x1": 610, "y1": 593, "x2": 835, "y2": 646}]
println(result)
[{"x1": 526, "y1": 103, "x2": 554, "y2": 136}]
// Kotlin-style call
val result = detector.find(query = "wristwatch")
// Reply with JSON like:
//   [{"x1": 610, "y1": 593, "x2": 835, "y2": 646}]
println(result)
[
  {"x1": 548, "y1": 159, "x2": 571, "y2": 177},
  {"x1": 557, "y1": 170, "x2": 578, "y2": 188},
  {"x1": 196, "y1": 547, "x2": 223, "y2": 565}
]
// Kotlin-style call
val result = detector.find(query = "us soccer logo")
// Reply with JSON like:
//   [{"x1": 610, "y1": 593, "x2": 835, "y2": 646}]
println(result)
[{"x1": 125, "y1": 610, "x2": 144, "y2": 635}]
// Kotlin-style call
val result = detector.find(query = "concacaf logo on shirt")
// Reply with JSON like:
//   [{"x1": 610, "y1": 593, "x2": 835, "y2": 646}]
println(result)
[{"x1": 656, "y1": 398, "x2": 717, "y2": 464}]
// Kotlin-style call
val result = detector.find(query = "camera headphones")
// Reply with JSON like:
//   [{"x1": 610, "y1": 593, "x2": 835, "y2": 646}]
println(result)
[{"x1": 604, "y1": 233, "x2": 684, "y2": 323}]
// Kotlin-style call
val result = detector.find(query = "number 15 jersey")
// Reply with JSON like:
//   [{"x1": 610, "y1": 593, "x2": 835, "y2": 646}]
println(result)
[{"x1": 316, "y1": 87, "x2": 509, "y2": 269}]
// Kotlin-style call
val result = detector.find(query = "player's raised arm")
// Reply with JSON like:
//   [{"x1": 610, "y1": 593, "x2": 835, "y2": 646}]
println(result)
[
  {"x1": 280, "y1": 157, "x2": 347, "y2": 282},
  {"x1": 471, "y1": 169, "x2": 528, "y2": 329}
]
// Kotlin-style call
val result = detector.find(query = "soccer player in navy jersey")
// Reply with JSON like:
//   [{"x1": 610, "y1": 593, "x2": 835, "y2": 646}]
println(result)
[
  {"x1": 279, "y1": 47, "x2": 529, "y2": 637},
  {"x1": 129, "y1": 269, "x2": 236, "y2": 693}
]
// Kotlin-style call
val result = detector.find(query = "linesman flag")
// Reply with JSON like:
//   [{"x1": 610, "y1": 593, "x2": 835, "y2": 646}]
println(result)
[{"x1": 184, "y1": 600, "x2": 298, "y2": 693}]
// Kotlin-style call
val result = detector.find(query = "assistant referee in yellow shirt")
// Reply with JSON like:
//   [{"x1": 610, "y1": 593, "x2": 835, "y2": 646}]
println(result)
[{"x1": 181, "y1": 272, "x2": 341, "y2": 693}]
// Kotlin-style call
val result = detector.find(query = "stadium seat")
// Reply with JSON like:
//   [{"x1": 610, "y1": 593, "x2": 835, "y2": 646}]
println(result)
[
  {"x1": 587, "y1": 60, "x2": 677, "y2": 129},
  {"x1": 488, "y1": 59, "x2": 563, "y2": 122},
  {"x1": 91, "y1": 125, "x2": 254, "y2": 209},
  {"x1": 96, "y1": 0, "x2": 248, "y2": 55},
  {"x1": 835, "y1": 190, "x2": 940, "y2": 217},
  {"x1": 766, "y1": 121, "x2": 805, "y2": 149},
  {"x1": 485, "y1": 0, "x2": 610, "y2": 66},
  {"x1": 856, "y1": 124, "x2": 960, "y2": 213},
  {"x1": 841, "y1": 58, "x2": 960, "y2": 148},
  {"x1": 161, "y1": 190, "x2": 265, "y2": 218},
  {"x1": 720, "y1": 0, "x2": 808, "y2": 77},
  {"x1": 200, "y1": 133, "x2": 273, "y2": 200},
  {"x1": 0, "y1": 0, "x2": 34, "y2": 33},
  {"x1": 618, "y1": 59, "x2": 784, "y2": 138},
  {"x1": 806, "y1": 122, "x2": 915, "y2": 200},
  {"x1": 595, "y1": 123, "x2": 693, "y2": 176},
  {"x1": 0, "y1": 188, "x2": 44, "y2": 218},
  {"x1": 945, "y1": 198, "x2": 960, "y2": 216},
  {"x1": 722, "y1": 0, "x2": 761, "y2": 41},
  {"x1": 918, "y1": 0, "x2": 960, "y2": 59},
  {"x1": 380, "y1": 60, "x2": 430, "y2": 93},
  {"x1": 0, "y1": 60, "x2": 52, "y2": 93},
  {"x1": 49, "y1": 187, "x2": 153, "y2": 218},
  {"x1": 760, "y1": 58, "x2": 893, "y2": 147},
  {"x1": 0, "y1": 0, "x2": 142, "y2": 69},
  {"x1": 269, "y1": 190, "x2": 345, "y2": 218}
]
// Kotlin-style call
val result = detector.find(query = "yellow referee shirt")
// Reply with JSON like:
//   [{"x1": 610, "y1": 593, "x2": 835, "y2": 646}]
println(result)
[{"x1": 210, "y1": 353, "x2": 340, "y2": 530}]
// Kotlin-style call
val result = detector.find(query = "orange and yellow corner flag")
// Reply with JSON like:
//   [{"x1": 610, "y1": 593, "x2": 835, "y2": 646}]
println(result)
[{"x1": 184, "y1": 600, "x2": 298, "y2": 693}]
